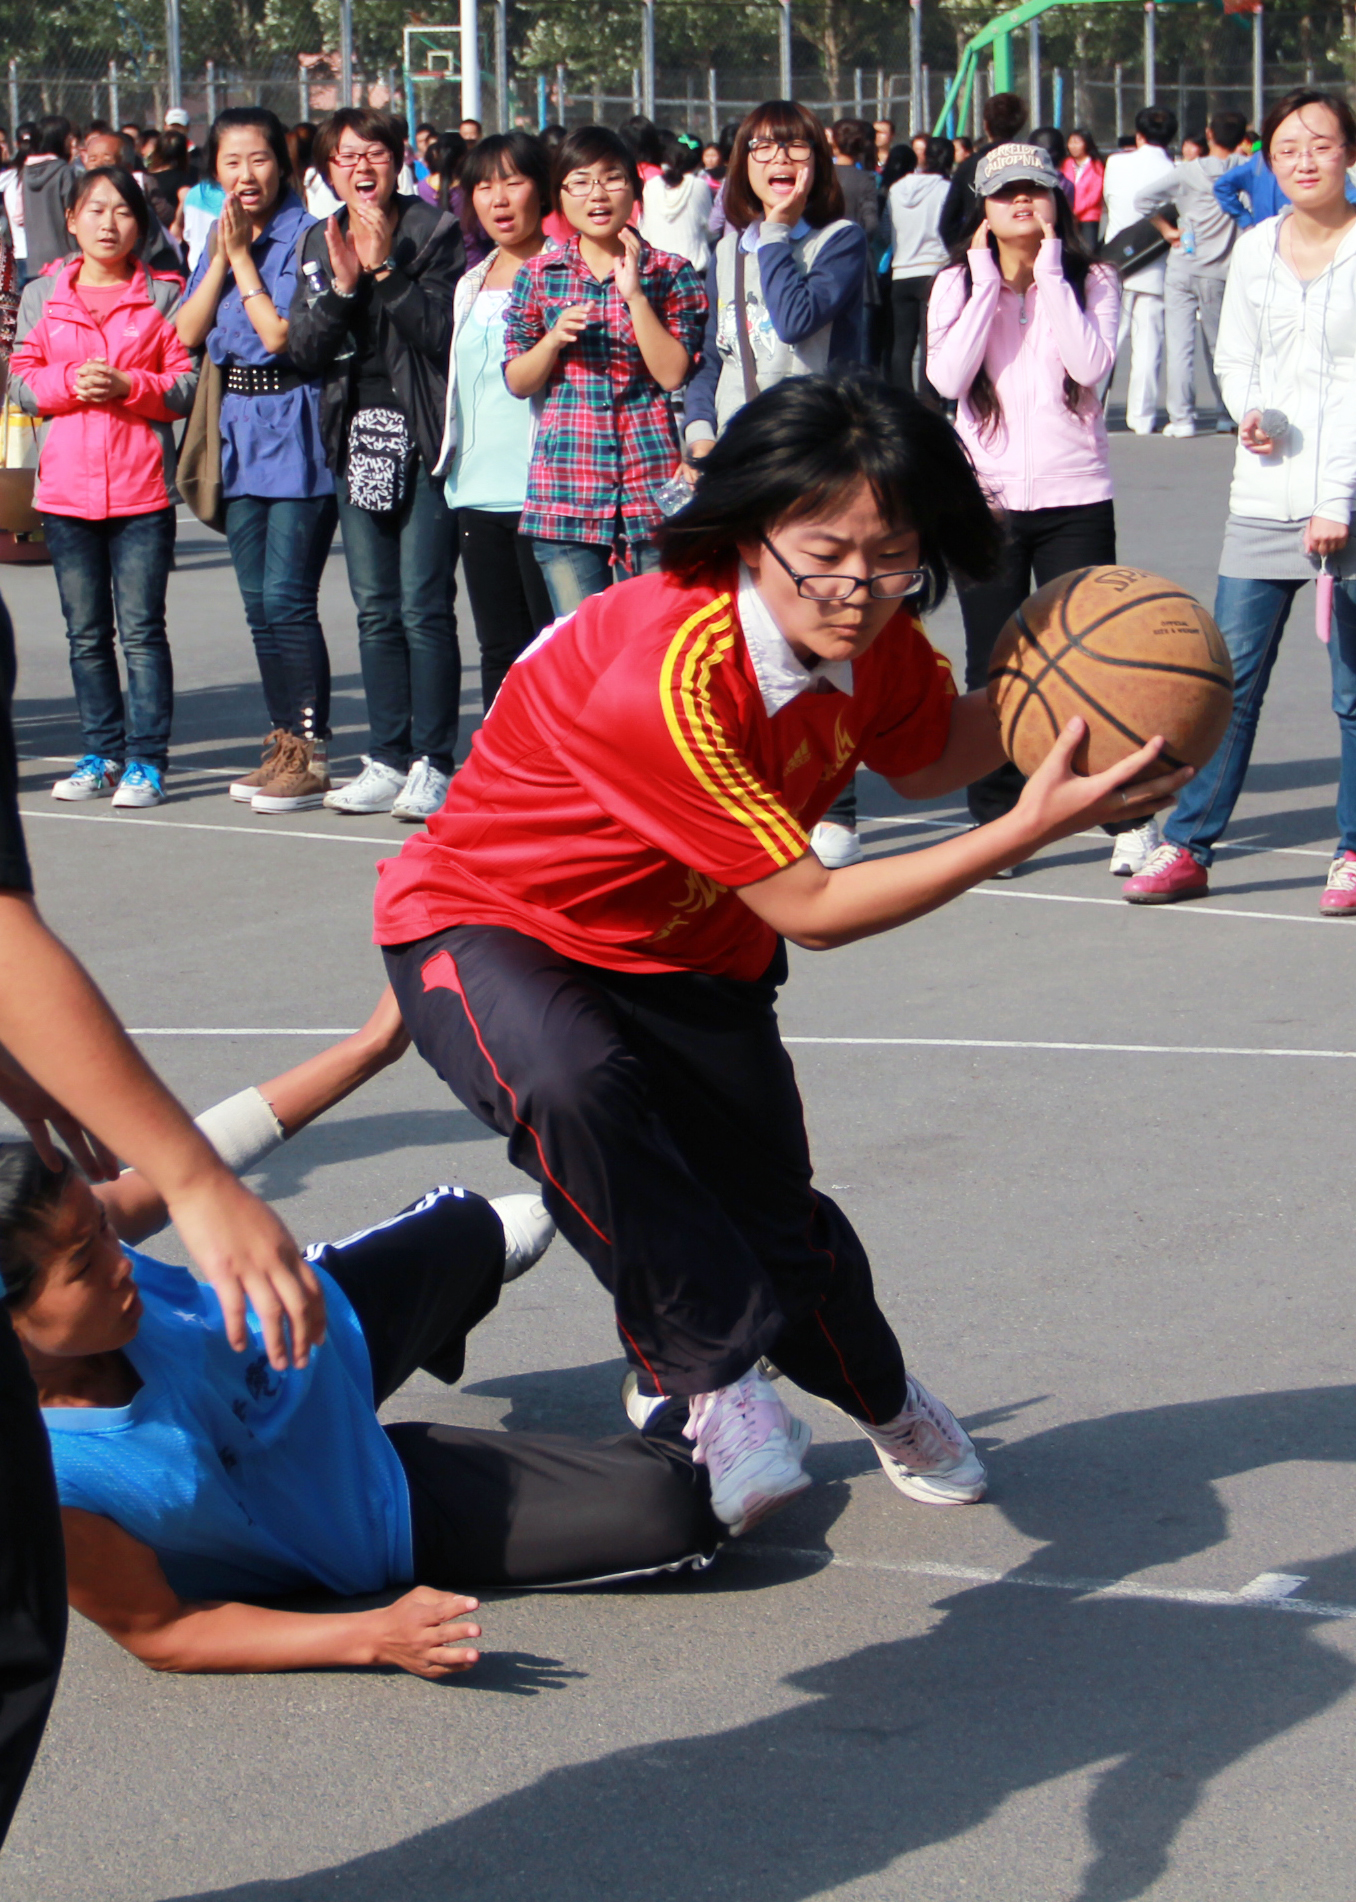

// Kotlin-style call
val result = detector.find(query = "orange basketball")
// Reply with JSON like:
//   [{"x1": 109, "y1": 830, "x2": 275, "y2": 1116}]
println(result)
[{"x1": 987, "y1": 566, "x2": 1234, "y2": 781}]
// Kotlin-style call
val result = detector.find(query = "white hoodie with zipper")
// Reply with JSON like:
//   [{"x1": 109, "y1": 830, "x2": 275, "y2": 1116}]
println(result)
[{"x1": 1215, "y1": 209, "x2": 1356, "y2": 525}]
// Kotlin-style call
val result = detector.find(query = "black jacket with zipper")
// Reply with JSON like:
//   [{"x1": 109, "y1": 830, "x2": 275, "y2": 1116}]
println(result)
[{"x1": 287, "y1": 194, "x2": 465, "y2": 476}]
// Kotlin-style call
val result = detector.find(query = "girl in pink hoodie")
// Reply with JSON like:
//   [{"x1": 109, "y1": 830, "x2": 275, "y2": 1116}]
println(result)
[
  {"x1": 10, "y1": 165, "x2": 195, "y2": 810},
  {"x1": 926, "y1": 144, "x2": 1155, "y2": 872}
]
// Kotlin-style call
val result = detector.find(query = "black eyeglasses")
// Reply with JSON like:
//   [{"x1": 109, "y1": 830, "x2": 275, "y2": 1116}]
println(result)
[{"x1": 759, "y1": 534, "x2": 927, "y2": 602}]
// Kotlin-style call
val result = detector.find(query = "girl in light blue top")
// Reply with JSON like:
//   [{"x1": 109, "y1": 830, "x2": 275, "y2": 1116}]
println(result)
[{"x1": 436, "y1": 132, "x2": 556, "y2": 710}]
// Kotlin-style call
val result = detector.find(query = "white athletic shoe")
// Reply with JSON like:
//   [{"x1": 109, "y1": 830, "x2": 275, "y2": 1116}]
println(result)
[
  {"x1": 392, "y1": 755, "x2": 452, "y2": 823},
  {"x1": 491, "y1": 1193, "x2": 555, "y2": 1282},
  {"x1": 1108, "y1": 814, "x2": 1163, "y2": 876},
  {"x1": 621, "y1": 1367, "x2": 672, "y2": 1431},
  {"x1": 684, "y1": 1368, "x2": 813, "y2": 1536},
  {"x1": 1162, "y1": 421, "x2": 1196, "y2": 439},
  {"x1": 810, "y1": 820, "x2": 864, "y2": 869},
  {"x1": 849, "y1": 1374, "x2": 987, "y2": 1505},
  {"x1": 51, "y1": 754, "x2": 120, "y2": 801},
  {"x1": 110, "y1": 761, "x2": 166, "y2": 808},
  {"x1": 323, "y1": 756, "x2": 406, "y2": 813}
]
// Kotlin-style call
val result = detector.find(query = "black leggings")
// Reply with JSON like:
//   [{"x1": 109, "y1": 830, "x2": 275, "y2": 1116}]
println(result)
[
  {"x1": 313, "y1": 1187, "x2": 721, "y2": 1589},
  {"x1": 457, "y1": 507, "x2": 556, "y2": 713},
  {"x1": 889, "y1": 275, "x2": 940, "y2": 403},
  {"x1": 957, "y1": 498, "x2": 1118, "y2": 825}
]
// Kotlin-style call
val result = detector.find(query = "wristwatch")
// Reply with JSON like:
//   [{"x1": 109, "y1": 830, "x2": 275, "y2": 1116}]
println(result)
[{"x1": 368, "y1": 255, "x2": 398, "y2": 276}]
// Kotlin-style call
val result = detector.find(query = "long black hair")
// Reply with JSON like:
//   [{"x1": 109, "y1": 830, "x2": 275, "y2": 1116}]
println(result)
[
  {"x1": 657, "y1": 370, "x2": 1002, "y2": 606},
  {"x1": 941, "y1": 186, "x2": 1099, "y2": 437},
  {"x1": 0, "y1": 1141, "x2": 70, "y2": 1308}
]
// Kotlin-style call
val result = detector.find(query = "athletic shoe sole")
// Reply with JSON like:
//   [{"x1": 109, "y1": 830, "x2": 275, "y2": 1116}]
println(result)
[
  {"x1": 111, "y1": 791, "x2": 165, "y2": 809},
  {"x1": 250, "y1": 792, "x2": 327, "y2": 813},
  {"x1": 230, "y1": 780, "x2": 265, "y2": 802},
  {"x1": 1123, "y1": 885, "x2": 1209, "y2": 905},
  {"x1": 52, "y1": 783, "x2": 114, "y2": 801},
  {"x1": 323, "y1": 795, "x2": 399, "y2": 813},
  {"x1": 391, "y1": 805, "x2": 441, "y2": 823}
]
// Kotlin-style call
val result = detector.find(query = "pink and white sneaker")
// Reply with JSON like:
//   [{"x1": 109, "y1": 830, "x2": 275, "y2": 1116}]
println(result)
[
  {"x1": 852, "y1": 1375, "x2": 988, "y2": 1506},
  {"x1": 684, "y1": 1368, "x2": 812, "y2": 1536},
  {"x1": 1122, "y1": 842, "x2": 1209, "y2": 905},
  {"x1": 1320, "y1": 851, "x2": 1356, "y2": 916}
]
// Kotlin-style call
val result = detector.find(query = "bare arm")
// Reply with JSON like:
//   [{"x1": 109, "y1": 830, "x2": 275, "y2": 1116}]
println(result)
[
  {"x1": 884, "y1": 689, "x2": 1007, "y2": 801},
  {"x1": 62, "y1": 1509, "x2": 481, "y2": 1680},
  {"x1": 738, "y1": 720, "x2": 1189, "y2": 951},
  {"x1": 98, "y1": 988, "x2": 411, "y2": 1245},
  {"x1": 0, "y1": 889, "x2": 323, "y2": 1367}
]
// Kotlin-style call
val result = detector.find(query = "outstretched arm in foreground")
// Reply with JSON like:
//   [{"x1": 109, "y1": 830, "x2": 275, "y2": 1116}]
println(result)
[
  {"x1": 62, "y1": 1509, "x2": 481, "y2": 1680},
  {"x1": 0, "y1": 889, "x2": 324, "y2": 1368}
]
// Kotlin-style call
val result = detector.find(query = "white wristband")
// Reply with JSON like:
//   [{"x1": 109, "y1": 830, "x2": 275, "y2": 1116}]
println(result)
[{"x1": 194, "y1": 1087, "x2": 286, "y2": 1175}]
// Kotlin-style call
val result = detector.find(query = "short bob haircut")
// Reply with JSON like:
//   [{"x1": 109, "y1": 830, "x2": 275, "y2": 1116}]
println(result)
[
  {"x1": 551, "y1": 125, "x2": 641, "y2": 213},
  {"x1": 724, "y1": 100, "x2": 843, "y2": 233},
  {"x1": 206, "y1": 105, "x2": 293, "y2": 195},
  {"x1": 70, "y1": 165, "x2": 152, "y2": 248},
  {"x1": 461, "y1": 130, "x2": 552, "y2": 216},
  {"x1": 312, "y1": 106, "x2": 404, "y2": 184},
  {"x1": 1261, "y1": 87, "x2": 1356, "y2": 167},
  {"x1": 657, "y1": 370, "x2": 1002, "y2": 610}
]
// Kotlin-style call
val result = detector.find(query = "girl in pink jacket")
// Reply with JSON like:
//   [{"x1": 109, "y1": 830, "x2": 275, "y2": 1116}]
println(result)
[
  {"x1": 10, "y1": 165, "x2": 195, "y2": 809},
  {"x1": 926, "y1": 144, "x2": 1155, "y2": 874}
]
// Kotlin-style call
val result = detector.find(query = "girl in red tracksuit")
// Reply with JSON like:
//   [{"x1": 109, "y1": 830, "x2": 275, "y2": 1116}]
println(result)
[{"x1": 9, "y1": 164, "x2": 196, "y2": 809}]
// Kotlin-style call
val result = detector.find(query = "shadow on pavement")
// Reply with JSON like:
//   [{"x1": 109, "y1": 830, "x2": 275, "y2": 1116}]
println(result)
[
  {"x1": 159, "y1": 1383, "x2": 1356, "y2": 1902},
  {"x1": 250, "y1": 1108, "x2": 490, "y2": 1200}
]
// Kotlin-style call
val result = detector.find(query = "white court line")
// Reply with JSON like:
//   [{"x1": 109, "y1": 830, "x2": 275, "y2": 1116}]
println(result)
[
  {"x1": 729, "y1": 1545, "x2": 1356, "y2": 1620},
  {"x1": 125, "y1": 1028, "x2": 1356, "y2": 1062},
  {"x1": 18, "y1": 808, "x2": 396, "y2": 848},
  {"x1": 783, "y1": 1036, "x2": 1356, "y2": 1059},
  {"x1": 966, "y1": 886, "x2": 1329, "y2": 925}
]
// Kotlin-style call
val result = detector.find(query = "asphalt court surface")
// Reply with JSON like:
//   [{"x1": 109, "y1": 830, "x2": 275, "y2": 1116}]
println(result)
[{"x1": 4, "y1": 430, "x2": 1356, "y2": 1900}]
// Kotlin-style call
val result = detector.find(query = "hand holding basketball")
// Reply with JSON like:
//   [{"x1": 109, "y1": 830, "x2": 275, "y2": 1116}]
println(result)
[{"x1": 1013, "y1": 716, "x2": 1192, "y2": 848}]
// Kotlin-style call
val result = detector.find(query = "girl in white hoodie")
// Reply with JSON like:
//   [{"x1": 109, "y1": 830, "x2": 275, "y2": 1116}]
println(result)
[
  {"x1": 1123, "y1": 89, "x2": 1356, "y2": 914},
  {"x1": 640, "y1": 135, "x2": 710, "y2": 273}
]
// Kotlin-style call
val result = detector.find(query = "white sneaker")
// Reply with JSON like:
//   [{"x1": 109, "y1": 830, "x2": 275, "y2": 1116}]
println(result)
[
  {"x1": 621, "y1": 1368, "x2": 671, "y2": 1431},
  {"x1": 848, "y1": 1374, "x2": 987, "y2": 1505},
  {"x1": 52, "y1": 754, "x2": 120, "y2": 801},
  {"x1": 110, "y1": 761, "x2": 166, "y2": 808},
  {"x1": 491, "y1": 1193, "x2": 556, "y2": 1282},
  {"x1": 684, "y1": 1367, "x2": 813, "y2": 1536},
  {"x1": 392, "y1": 755, "x2": 452, "y2": 823},
  {"x1": 1162, "y1": 421, "x2": 1196, "y2": 439},
  {"x1": 1108, "y1": 814, "x2": 1163, "y2": 876},
  {"x1": 323, "y1": 756, "x2": 406, "y2": 813},
  {"x1": 810, "y1": 820, "x2": 863, "y2": 868}
]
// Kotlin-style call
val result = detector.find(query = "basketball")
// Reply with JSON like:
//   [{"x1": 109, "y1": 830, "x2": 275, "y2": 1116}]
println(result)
[{"x1": 987, "y1": 566, "x2": 1235, "y2": 782}]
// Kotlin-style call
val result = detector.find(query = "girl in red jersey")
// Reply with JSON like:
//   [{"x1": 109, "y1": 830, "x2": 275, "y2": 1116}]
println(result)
[{"x1": 376, "y1": 372, "x2": 1189, "y2": 1540}]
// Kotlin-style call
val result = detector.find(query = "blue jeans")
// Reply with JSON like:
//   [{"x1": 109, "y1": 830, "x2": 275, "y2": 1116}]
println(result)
[
  {"x1": 337, "y1": 463, "x2": 460, "y2": 775},
  {"x1": 1166, "y1": 571, "x2": 1356, "y2": 864},
  {"x1": 224, "y1": 494, "x2": 338, "y2": 739},
  {"x1": 42, "y1": 509, "x2": 175, "y2": 769},
  {"x1": 531, "y1": 536, "x2": 661, "y2": 619}
]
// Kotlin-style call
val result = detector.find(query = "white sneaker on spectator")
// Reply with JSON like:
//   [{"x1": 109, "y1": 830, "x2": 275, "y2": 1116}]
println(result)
[
  {"x1": 52, "y1": 754, "x2": 120, "y2": 801},
  {"x1": 323, "y1": 756, "x2": 405, "y2": 813},
  {"x1": 491, "y1": 1194, "x2": 556, "y2": 1282},
  {"x1": 810, "y1": 820, "x2": 863, "y2": 868},
  {"x1": 1108, "y1": 815, "x2": 1163, "y2": 876},
  {"x1": 110, "y1": 761, "x2": 165, "y2": 809},
  {"x1": 684, "y1": 1367, "x2": 812, "y2": 1536},
  {"x1": 846, "y1": 1375, "x2": 987, "y2": 1505},
  {"x1": 1162, "y1": 422, "x2": 1196, "y2": 439},
  {"x1": 392, "y1": 755, "x2": 451, "y2": 823}
]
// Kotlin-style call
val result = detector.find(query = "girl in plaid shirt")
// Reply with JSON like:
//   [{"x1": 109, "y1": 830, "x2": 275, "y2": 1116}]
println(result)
[{"x1": 504, "y1": 126, "x2": 707, "y2": 616}]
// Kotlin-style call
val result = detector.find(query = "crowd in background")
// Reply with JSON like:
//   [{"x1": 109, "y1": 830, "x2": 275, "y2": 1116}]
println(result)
[{"x1": 1, "y1": 81, "x2": 1355, "y2": 910}]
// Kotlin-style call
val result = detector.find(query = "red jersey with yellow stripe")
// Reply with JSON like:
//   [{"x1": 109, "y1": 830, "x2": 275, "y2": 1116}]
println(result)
[{"x1": 374, "y1": 568, "x2": 956, "y2": 979}]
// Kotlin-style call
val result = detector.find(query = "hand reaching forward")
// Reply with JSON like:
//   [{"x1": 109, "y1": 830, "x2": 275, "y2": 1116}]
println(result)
[{"x1": 1013, "y1": 717, "x2": 1192, "y2": 849}]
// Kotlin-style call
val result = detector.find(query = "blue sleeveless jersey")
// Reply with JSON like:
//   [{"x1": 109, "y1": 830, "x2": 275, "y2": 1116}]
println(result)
[{"x1": 43, "y1": 1252, "x2": 413, "y2": 1600}]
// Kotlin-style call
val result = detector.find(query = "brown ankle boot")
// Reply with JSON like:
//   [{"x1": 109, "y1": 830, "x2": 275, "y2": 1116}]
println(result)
[
  {"x1": 230, "y1": 730, "x2": 288, "y2": 804},
  {"x1": 249, "y1": 735, "x2": 332, "y2": 814}
]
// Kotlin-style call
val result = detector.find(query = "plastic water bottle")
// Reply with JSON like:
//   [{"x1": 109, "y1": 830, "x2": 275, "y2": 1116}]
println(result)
[
  {"x1": 1180, "y1": 223, "x2": 1195, "y2": 258},
  {"x1": 653, "y1": 475, "x2": 694, "y2": 518}
]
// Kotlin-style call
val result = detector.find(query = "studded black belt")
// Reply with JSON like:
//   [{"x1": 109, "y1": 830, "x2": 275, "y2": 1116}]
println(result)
[{"x1": 224, "y1": 363, "x2": 305, "y2": 396}]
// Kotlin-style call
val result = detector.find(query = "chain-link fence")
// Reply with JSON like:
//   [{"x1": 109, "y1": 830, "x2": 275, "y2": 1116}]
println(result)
[{"x1": 0, "y1": 0, "x2": 1351, "y2": 145}]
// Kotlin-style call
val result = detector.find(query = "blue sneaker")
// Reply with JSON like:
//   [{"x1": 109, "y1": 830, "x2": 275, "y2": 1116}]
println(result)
[
  {"x1": 51, "y1": 754, "x2": 121, "y2": 802},
  {"x1": 111, "y1": 761, "x2": 166, "y2": 809}
]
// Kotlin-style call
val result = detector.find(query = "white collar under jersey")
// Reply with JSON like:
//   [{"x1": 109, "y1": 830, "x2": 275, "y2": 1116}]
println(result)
[{"x1": 737, "y1": 562, "x2": 854, "y2": 716}]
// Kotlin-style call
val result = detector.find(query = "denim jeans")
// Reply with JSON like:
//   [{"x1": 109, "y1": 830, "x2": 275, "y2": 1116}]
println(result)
[
  {"x1": 42, "y1": 509, "x2": 175, "y2": 768},
  {"x1": 224, "y1": 494, "x2": 338, "y2": 739},
  {"x1": 337, "y1": 462, "x2": 460, "y2": 775},
  {"x1": 1166, "y1": 571, "x2": 1356, "y2": 864},
  {"x1": 531, "y1": 536, "x2": 662, "y2": 619}
]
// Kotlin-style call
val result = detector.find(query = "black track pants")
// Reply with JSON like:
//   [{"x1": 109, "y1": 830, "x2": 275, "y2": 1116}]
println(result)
[{"x1": 385, "y1": 923, "x2": 907, "y2": 1423}]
